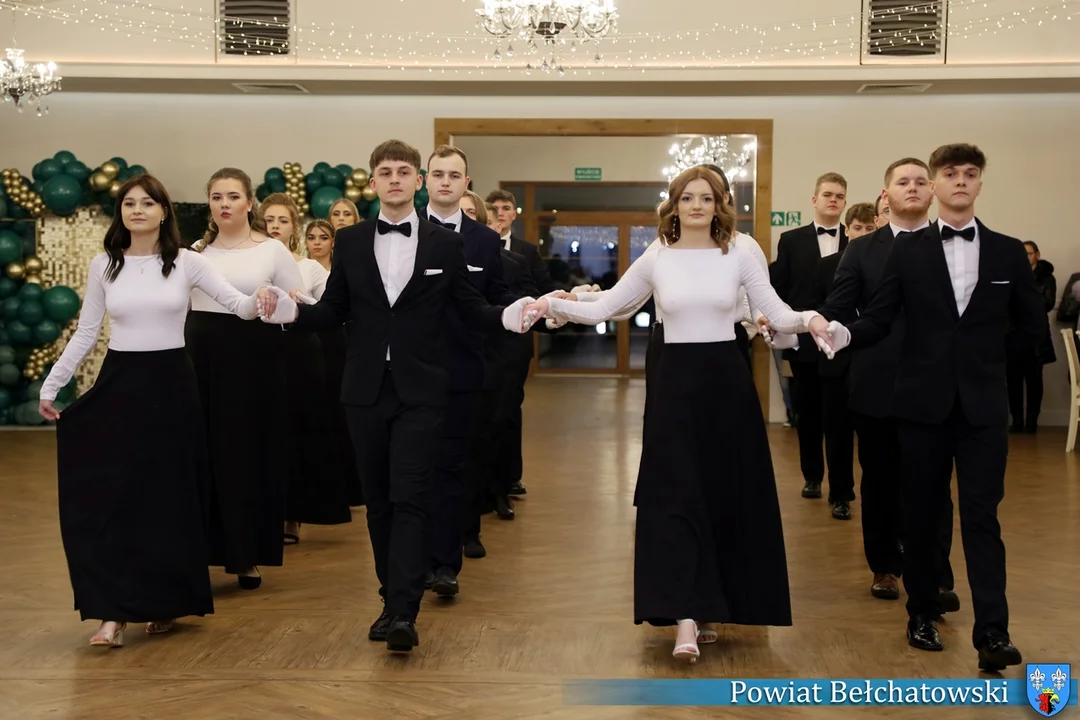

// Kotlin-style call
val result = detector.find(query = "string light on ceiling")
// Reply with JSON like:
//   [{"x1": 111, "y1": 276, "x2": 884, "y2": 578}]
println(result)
[
  {"x1": 475, "y1": 0, "x2": 618, "y2": 75},
  {"x1": 661, "y1": 137, "x2": 756, "y2": 199}
]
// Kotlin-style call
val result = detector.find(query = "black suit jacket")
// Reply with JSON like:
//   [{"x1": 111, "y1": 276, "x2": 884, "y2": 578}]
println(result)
[
  {"x1": 291, "y1": 216, "x2": 510, "y2": 407},
  {"x1": 772, "y1": 222, "x2": 848, "y2": 363},
  {"x1": 487, "y1": 248, "x2": 537, "y2": 374},
  {"x1": 815, "y1": 250, "x2": 853, "y2": 378},
  {"x1": 440, "y1": 214, "x2": 521, "y2": 393},
  {"x1": 508, "y1": 235, "x2": 555, "y2": 296},
  {"x1": 818, "y1": 225, "x2": 903, "y2": 417},
  {"x1": 846, "y1": 219, "x2": 1046, "y2": 427}
]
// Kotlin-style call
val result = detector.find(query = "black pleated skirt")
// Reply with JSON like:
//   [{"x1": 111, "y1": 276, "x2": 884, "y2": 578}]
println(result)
[
  {"x1": 184, "y1": 311, "x2": 288, "y2": 574},
  {"x1": 318, "y1": 325, "x2": 363, "y2": 506},
  {"x1": 283, "y1": 330, "x2": 351, "y2": 525},
  {"x1": 56, "y1": 348, "x2": 214, "y2": 622},
  {"x1": 633, "y1": 340, "x2": 792, "y2": 628}
]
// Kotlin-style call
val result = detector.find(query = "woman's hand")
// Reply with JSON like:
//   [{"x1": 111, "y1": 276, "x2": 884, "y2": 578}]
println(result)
[
  {"x1": 256, "y1": 287, "x2": 279, "y2": 318},
  {"x1": 39, "y1": 399, "x2": 60, "y2": 421}
]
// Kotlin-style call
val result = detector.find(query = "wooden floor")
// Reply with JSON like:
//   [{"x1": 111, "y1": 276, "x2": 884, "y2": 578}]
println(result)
[{"x1": 2, "y1": 376, "x2": 1078, "y2": 719}]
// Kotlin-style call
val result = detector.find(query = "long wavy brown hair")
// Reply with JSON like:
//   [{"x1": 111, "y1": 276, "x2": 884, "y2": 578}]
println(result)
[
  {"x1": 103, "y1": 174, "x2": 182, "y2": 282},
  {"x1": 259, "y1": 192, "x2": 302, "y2": 252},
  {"x1": 199, "y1": 167, "x2": 268, "y2": 249},
  {"x1": 657, "y1": 166, "x2": 736, "y2": 252}
]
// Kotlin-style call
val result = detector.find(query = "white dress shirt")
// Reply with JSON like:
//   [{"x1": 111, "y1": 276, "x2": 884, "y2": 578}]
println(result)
[
  {"x1": 426, "y1": 204, "x2": 463, "y2": 233},
  {"x1": 938, "y1": 217, "x2": 980, "y2": 316},
  {"x1": 501, "y1": 233, "x2": 512, "y2": 251},
  {"x1": 815, "y1": 223, "x2": 841, "y2": 258},
  {"x1": 374, "y1": 210, "x2": 419, "y2": 359}
]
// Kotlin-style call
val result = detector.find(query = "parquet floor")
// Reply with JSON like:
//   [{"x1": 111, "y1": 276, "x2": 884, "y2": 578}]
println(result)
[{"x1": 1, "y1": 376, "x2": 1078, "y2": 719}]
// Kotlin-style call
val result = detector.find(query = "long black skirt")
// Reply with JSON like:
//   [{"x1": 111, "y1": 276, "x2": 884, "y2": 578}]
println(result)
[
  {"x1": 56, "y1": 348, "x2": 214, "y2": 622},
  {"x1": 633, "y1": 340, "x2": 792, "y2": 627},
  {"x1": 184, "y1": 312, "x2": 288, "y2": 574},
  {"x1": 283, "y1": 330, "x2": 351, "y2": 525},
  {"x1": 319, "y1": 325, "x2": 363, "y2": 507}
]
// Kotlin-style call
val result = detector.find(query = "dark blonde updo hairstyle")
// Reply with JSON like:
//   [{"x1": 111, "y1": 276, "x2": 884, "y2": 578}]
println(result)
[
  {"x1": 259, "y1": 192, "x2": 302, "y2": 252},
  {"x1": 657, "y1": 166, "x2": 736, "y2": 252},
  {"x1": 200, "y1": 167, "x2": 268, "y2": 248}
]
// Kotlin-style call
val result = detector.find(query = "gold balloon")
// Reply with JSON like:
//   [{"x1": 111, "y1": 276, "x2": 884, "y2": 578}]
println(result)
[
  {"x1": 90, "y1": 172, "x2": 111, "y2": 192},
  {"x1": 109, "y1": 180, "x2": 122, "y2": 198},
  {"x1": 351, "y1": 169, "x2": 369, "y2": 185},
  {"x1": 361, "y1": 185, "x2": 377, "y2": 202},
  {"x1": 345, "y1": 186, "x2": 363, "y2": 203},
  {"x1": 6, "y1": 262, "x2": 25, "y2": 280},
  {"x1": 24, "y1": 274, "x2": 42, "y2": 285},
  {"x1": 101, "y1": 161, "x2": 120, "y2": 179},
  {"x1": 345, "y1": 178, "x2": 355, "y2": 188}
]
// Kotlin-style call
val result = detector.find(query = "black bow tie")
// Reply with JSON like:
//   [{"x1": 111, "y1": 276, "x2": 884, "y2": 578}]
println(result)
[
  {"x1": 377, "y1": 219, "x2": 412, "y2": 237},
  {"x1": 817, "y1": 226, "x2": 838, "y2": 236},
  {"x1": 428, "y1": 216, "x2": 455, "y2": 230},
  {"x1": 941, "y1": 225, "x2": 975, "y2": 242}
]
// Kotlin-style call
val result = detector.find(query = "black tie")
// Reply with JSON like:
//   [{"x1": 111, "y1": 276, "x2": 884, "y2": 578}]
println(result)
[
  {"x1": 377, "y1": 219, "x2": 412, "y2": 237},
  {"x1": 817, "y1": 226, "x2": 837, "y2": 236},
  {"x1": 428, "y1": 216, "x2": 455, "y2": 230},
  {"x1": 941, "y1": 225, "x2": 975, "y2": 242}
]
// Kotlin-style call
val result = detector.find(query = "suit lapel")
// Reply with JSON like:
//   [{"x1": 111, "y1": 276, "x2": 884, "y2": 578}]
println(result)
[
  {"x1": 838, "y1": 225, "x2": 849, "y2": 253},
  {"x1": 394, "y1": 218, "x2": 437, "y2": 306},
  {"x1": 358, "y1": 221, "x2": 390, "y2": 309},
  {"x1": 963, "y1": 219, "x2": 994, "y2": 318},
  {"x1": 923, "y1": 223, "x2": 961, "y2": 321}
]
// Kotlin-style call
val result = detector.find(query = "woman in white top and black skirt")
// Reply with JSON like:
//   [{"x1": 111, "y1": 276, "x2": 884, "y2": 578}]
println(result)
[
  {"x1": 38, "y1": 175, "x2": 284, "y2": 647},
  {"x1": 261, "y1": 195, "x2": 350, "y2": 543},
  {"x1": 525, "y1": 167, "x2": 834, "y2": 663},
  {"x1": 186, "y1": 168, "x2": 304, "y2": 589}
]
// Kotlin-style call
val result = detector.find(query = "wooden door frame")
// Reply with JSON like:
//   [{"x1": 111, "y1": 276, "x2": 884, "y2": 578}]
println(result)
[{"x1": 435, "y1": 118, "x2": 774, "y2": 417}]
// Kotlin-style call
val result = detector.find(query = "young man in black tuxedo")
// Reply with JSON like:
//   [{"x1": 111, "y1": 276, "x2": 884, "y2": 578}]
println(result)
[
  {"x1": 768, "y1": 172, "x2": 852, "y2": 511},
  {"x1": 274, "y1": 140, "x2": 533, "y2": 653},
  {"x1": 421, "y1": 145, "x2": 522, "y2": 598},
  {"x1": 817, "y1": 160, "x2": 955, "y2": 606},
  {"x1": 825, "y1": 145, "x2": 1046, "y2": 671}
]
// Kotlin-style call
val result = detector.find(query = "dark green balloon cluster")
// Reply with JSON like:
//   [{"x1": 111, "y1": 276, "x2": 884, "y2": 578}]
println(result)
[
  {"x1": 0, "y1": 236, "x2": 81, "y2": 425},
  {"x1": 0, "y1": 151, "x2": 150, "y2": 220}
]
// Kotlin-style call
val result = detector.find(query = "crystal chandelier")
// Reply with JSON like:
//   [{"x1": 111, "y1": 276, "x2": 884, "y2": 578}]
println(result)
[
  {"x1": 661, "y1": 136, "x2": 757, "y2": 198},
  {"x1": 477, "y1": 0, "x2": 617, "y2": 76},
  {"x1": 1, "y1": 6, "x2": 62, "y2": 115}
]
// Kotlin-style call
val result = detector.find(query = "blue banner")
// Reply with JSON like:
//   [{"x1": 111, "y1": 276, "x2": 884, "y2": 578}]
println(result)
[{"x1": 563, "y1": 679, "x2": 1080, "y2": 708}]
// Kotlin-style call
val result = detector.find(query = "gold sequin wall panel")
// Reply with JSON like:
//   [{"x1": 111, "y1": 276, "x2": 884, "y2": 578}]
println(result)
[{"x1": 37, "y1": 211, "x2": 112, "y2": 395}]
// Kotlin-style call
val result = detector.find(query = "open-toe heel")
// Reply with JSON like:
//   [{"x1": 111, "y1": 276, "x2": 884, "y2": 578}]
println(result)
[
  {"x1": 89, "y1": 622, "x2": 126, "y2": 648},
  {"x1": 672, "y1": 620, "x2": 700, "y2": 663},
  {"x1": 697, "y1": 623, "x2": 718, "y2": 644},
  {"x1": 146, "y1": 620, "x2": 174, "y2": 635}
]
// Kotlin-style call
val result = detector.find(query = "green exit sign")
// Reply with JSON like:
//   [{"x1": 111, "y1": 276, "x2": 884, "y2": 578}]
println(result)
[{"x1": 574, "y1": 167, "x2": 602, "y2": 182}]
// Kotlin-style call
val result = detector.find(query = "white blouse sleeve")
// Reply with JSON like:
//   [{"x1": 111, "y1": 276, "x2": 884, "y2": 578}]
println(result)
[
  {"x1": 546, "y1": 251, "x2": 656, "y2": 325},
  {"x1": 268, "y1": 241, "x2": 306, "y2": 294},
  {"x1": 574, "y1": 239, "x2": 659, "y2": 320},
  {"x1": 39, "y1": 254, "x2": 109, "y2": 402},
  {"x1": 738, "y1": 249, "x2": 820, "y2": 333},
  {"x1": 181, "y1": 250, "x2": 260, "y2": 320},
  {"x1": 305, "y1": 261, "x2": 330, "y2": 300},
  {"x1": 737, "y1": 233, "x2": 769, "y2": 324}
]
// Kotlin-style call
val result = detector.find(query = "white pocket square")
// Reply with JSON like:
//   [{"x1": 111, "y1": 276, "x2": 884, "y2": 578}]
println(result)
[
  {"x1": 467, "y1": 265, "x2": 484, "y2": 272},
  {"x1": 990, "y1": 280, "x2": 1010, "y2": 285},
  {"x1": 424, "y1": 269, "x2": 443, "y2": 276}
]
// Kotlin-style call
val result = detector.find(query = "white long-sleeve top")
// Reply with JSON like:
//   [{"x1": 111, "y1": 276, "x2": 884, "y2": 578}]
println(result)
[
  {"x1": 545, "y1": 242, "x2": 818, "y2": 343},
  {"x1": 40, "y1": 250, "x2": 263, "y2": 401},
  {"x1": 189, "y1": 240, "x2": 303, "y2": 314},
  {"x1": 297, "y1": 258, "x2": 329, "y2": 300},
  {"x1": 578, "y1": 233, "x2": 767, "y2": 326}
]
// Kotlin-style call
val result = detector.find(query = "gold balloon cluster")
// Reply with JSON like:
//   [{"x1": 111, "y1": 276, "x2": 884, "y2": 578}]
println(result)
[
  {"x1": 1, "y1": 168, "x2": 45, "y2": 217},
  {"x1": 281, "y1": 163, "x2": 311, "y2": 216},
  {"x1": 89, "y1": 160, "x2": 124, "y2": 198},
  {"x1": 24, "y1": 343, "x2": 59, "y2": 381},
  {"x1": 345, "y1": 168, "x2": 374, "y2": 204},
  {"x1": 5, "y1": 255, "x2": 44, "y2": 285}
]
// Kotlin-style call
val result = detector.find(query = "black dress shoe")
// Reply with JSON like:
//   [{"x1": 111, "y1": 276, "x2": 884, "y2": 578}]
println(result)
[
  {"x1": 977, "y1": 633, "x2": 1022, "y2": 672},
  {"x1": 832, "y1": 501, "x2": 851, "y2": 520},
  {"x1": 508, "y1": 482, "x2": 527, "y2": 496},
  {"x1": 431, "y1": 567, "x2": 459, "y2": 598},
  {"x1": 424, "y1": 570, "x2": 434, "y2": 590},
  {"x1": 907, "y1": 616, "x2": 943, "y2": 651},
  {"x1": 802, "y1": 482, "x2": 822, "y2": 499},
  {"x1": 938, "y1": 589, "x2": 960, "y2": 613},
  {"x1": 368, "y1": 609, "x2": 392, "y2": 641},
  {"x1": 385, "y1": 617, "x2": 419, "y2": 652},
  {"x1": 495, "y1": 495, "x2": 514, "y2": 520},
  {"x1": 463, "y1": 536, "x2": 486, "y2": 559}
]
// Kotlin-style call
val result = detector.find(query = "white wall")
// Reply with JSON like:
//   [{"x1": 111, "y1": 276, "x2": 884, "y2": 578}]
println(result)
[{"x1": 2, "y1": 90, "x2": 1078, "y2": 424}]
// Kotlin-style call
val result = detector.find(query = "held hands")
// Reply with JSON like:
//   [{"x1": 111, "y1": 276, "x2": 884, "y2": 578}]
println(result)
[
  {"x1": 258, "y1": 286, "x2": 299, "y2": 324},
  {"x1": 39, "y1": 399, "x2": 60, "y2": 421},
  {"x1": 521, "y1": 297, "x2": 551, "y2": 331}
]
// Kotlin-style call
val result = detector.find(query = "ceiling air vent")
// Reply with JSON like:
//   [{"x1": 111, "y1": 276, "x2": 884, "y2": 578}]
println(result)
[
  {"x1": 232, "y1": 82, "x2": 309, "y2": 94},
  {"x1": 857, "y1": 83, "x2": 933, "y2": 94},
  {"x1": 219, "y1": 0, "x2": 291, "y2": 57},
  {"x1": 861, "y1": 0, "x2": 947, "y2": 65}
]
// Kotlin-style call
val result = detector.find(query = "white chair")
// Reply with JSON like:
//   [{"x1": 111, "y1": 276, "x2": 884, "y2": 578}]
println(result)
[{"x1": 1061, "y1": 328, "x2": 1080, "y2": 452}]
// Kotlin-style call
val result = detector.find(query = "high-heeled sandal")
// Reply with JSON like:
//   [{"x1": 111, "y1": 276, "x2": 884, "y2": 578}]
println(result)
[
  {"x1": 89, "y1": 622, "x2": 126, "y2": 648},
  {"x1": 146, "y1": 620, "x2": 174, "y2": 635},
  {"x1": 697, "y1": 623, "x2": 718, "y2": 644},
  {"x1": 238, "y1": 567, "x2": 261, "y2": 590},
  {"x1": 672, "y1": 620, "x2": 700, "y2": 663}
]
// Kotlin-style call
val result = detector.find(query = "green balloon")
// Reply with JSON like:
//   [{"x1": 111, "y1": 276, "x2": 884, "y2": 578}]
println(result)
[
  {"x1": 0, "y1": 386, "x2": 11, "y2": 410},
  {"x1": 365, "y1": 198, "x2": 381, "y2": 219},
  {"x1": 0, "y1": 329, "x2": 7, "y2": 345},
  {"x1": 127, "y1": 164, "x2": 148, "y2": 176},
  {"x1": 33, "y1": 158, "x2": 62, "y2": 183},
  {"x1": 0, "y1": 345, "x2": 13, "y2": 364},
  {"x1": 64, "y1": 160, "x2": 91, "y2": 182},
  {"x1": 313, "y1": 162, "x2": 331, "y2": 173},
  {"x1": 1, "y1": 297, "x2": 20, "y2": 321},
  {"x1": 321, "y1": 169, "x2": 345, "y2": 189},
  {"x1": 24, "y1": 379, "x2": 42, "y2": 400},
  {"x1": 41, "y1": 285, "x2": 80, "y2": 323},
  {"x1": 41, "y1": 174, "x2": 83, "y2": 216},
  {"x1": 53, "y1": 150, "x2": 76, "y2": 165},
  {"x1": 9, "y1": 204, "x2": 28, "y2": 219},
  {"x1": 0, "y1": 278, "x2": 13, "y2": 300},
  {"x1": 305, "y1": 172, "x2": 324, "y2": 193},
  {"x1": 57, "y1": 377, "x2": 77, "y2": 403},
  {"x1": 13, "y1": 346, "x2": 29, "y2": 365},
  {"x1": 0, "y1": 229, "x2": 21, "y2": 264},
  {"x1": 33, "y1": 319, "x2": 60, "y2": 344},
  {"x1": 109, "y1": 157, "x2": 128, "y2": 170},
  {"x1": 0, "y1": 408, "x2": 11, "y2": 425},
  {"x1": 334, "y1": 164, "x2": 353, "y2": 177},
  {"x1": 15, "y1": 400, "x2": 44, "y2": 426},
  {"x1": 0, "y1": 198, "x2": 7, "y2": 219},
  {"x1": 256, "y1": 183, "x2": 270, "y2": 202},
  {"x1": 264, "y1": 168, "x2": 284, "y2": 184},
  {"x1": 269, "y1": 177, "x2": 286, "y2": 193},
  {"x1": 17, "y1": 300, "x2": 44, "y2": 326},
  {"x1": 310, "y1": 186, "x2": 343, "y2": 220},
  {"x1": 6, "y1": 320, "x2": 31, "y2": 346},
  {"x1": 17, "y1": 282, "x2": 43, "y2": 302},
  {"x1": 0, "y1": 363, "x2": 18, "y2": 386}
]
